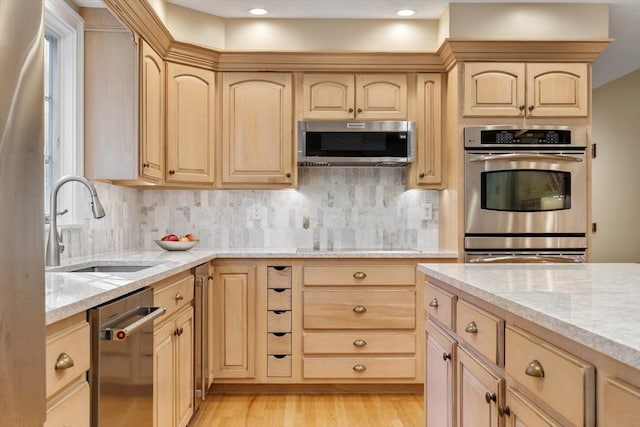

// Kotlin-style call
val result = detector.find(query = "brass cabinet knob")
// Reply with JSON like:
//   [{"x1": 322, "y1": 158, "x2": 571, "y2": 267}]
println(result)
[
  {"x1": 55, "y1": 352, "x2": 75, "y2": 370},
  {"x1": 348, "y1": 107, "x2": 354, "y2": 113},
  {"x1": 442, "y1": 352, "x2": 452, "y2": 361},
  {"x1": 352, "y1": 364, "x2": 367, "y2": 372},
  {"x1": 142, "y1": 162, "x2": 150, "y2": 168},
  {"x1": 465, "y1": 321, "x2": 478, "y2": 334},
  {"x1": 528, "y1": 105, "x2": 535, "y2": 112},
  {"x1": 175, "y1": 293, "x2": 184, "y2": 301},
  {"x1": 519, "y1": 105, "x2": 526, "y2": 111},
  {"x1": 499, "y1": 406, "x2": 511, "y2": 417},
  {"x1": 419, "y1": 173, "x2": 425, "y2": 178},
  {"x1": 353, "y1": 271, "x2": 367, "y2": 279},
  {"x1": 174, "y1": 327, "x2": 184, "y2": 336},
  {"x1": 357, "y1": 108, "x2": 363, "y2": 113},
  {"x1": 429, "y1": 298, "x2": 439, "y2": 308},
  {"x1": 525, "y1": 359, "x2": 545, "y2": 378},
  {"x1": 353, "y1": 339, "x2": 367, "y2": 347},
  {"x1": 353, "y1": 305, "x2": 367, "y2": 314},
  {"x1": 484, "y1": 392, "x2": 497, "y2": 404},
  {"x1": 168, "y1": 170, "x2": 175, "y2": 175},
  {"x1": 285, "y1": 172, "x2": 291, "y2": 178}
]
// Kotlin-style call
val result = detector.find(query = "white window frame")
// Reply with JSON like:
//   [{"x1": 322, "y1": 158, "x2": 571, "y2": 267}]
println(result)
[{"x1": 44, "y1": 0, "x2": 84, "y2": 224}]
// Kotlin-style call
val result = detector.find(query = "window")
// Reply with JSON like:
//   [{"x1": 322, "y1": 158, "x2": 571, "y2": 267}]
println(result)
[{"x1": 44, "y1": 0, "x2": 84, "y2": 224}]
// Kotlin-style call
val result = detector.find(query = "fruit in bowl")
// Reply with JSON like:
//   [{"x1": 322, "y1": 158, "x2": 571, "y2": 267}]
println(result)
[{"x1": 155, "y1": 233, "x2": 199, "y2": 251}]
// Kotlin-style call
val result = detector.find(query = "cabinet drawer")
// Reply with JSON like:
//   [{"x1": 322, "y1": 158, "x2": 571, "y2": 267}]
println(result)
[
  {"x1": 46, "y1": 318, "x2": 90, "y2": 398},
  {"x1": 154, "y1": 274, "x2": 194, "y2": 321},
  {"x1": 424, "y1": 282, "x2": 456, "y2": 329},
  {"x1": 267, "y1": 266, "x2": 292, "y2": 288},
  {"x1": 505, "y1": 326, "x2": 594, "y2": 427},
  {"x1": 303, "y1": 332, "x2": 415, "y2": 354},
  {"x1": 456, "y1": 299, "x2": 504, "y2": 365},
  {"x1": 602, "y1": 377, "x2": 640, "y2": 425},
  {"x1": 267, "y1": 333, "x2": 292, "y2": 355},
  {"x1": 45, "y1": 379, "x2": 90, "y2": 427},
  {"x1": 303, "y1": 265, "x2": 415, "y2": 286},
  {"x1": 303, "y1": 290, "x2": 415, "y2": 329},
  {"x1": 303, "y1": 357, "x2": 416, "y2": 379},
  {"x1": 267, "y1": 310, "x2": 291, "y2": 332},
  {"x1": 267, "y1": 355, "x2": 292, "y2": 377},
  {"x1": 267, "y1": 288, "x2": 292, "y2": 310}
]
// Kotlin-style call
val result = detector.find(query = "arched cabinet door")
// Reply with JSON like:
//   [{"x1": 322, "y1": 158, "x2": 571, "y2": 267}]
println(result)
[{"x1": 526, "y1": 63, "x2": 588, "y2": 117}]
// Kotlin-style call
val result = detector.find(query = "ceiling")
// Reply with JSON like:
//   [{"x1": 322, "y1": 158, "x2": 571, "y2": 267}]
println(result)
[{"x1": 79, "y1": 0, "x2": 640, "y2": 87}]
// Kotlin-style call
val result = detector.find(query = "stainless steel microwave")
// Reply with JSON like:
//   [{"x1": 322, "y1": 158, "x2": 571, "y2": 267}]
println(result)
[{"x1": 297, "y1": 120, "x2": 415, "y2": 166}]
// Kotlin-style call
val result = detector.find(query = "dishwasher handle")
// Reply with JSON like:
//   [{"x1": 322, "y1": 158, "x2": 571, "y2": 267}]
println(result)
[{"x1": 102, "y1": 306, "x2": 166, "y2": 341}]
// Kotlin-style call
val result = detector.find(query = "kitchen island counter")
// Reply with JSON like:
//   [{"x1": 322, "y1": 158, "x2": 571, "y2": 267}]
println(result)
[{"x1": 417, "y1": 263, "x2": 640, "y2": 370}]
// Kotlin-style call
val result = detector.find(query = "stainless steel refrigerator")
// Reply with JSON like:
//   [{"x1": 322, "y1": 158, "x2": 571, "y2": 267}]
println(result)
[{"x1": 0, "y1": 0, "x2": 47, "y2": 425}]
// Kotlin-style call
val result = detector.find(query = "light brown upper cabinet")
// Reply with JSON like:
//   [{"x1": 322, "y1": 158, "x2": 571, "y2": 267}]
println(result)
[
  {"x1": 139, "y1": 41, "x2": 165, "y2": 181},
  {"x1": 166, "y1": 63, "x2": 216, "y2": 185},
  {"x1": 302, "y1": 74, "x2": 407, "y2": 120},
  {"x1": 408, "y1": 73, "x2": 444, "y2": 189},
  {"x1": 220, "y1": 73, "x2": 294, "y2": 188},
  {"x1": 463, "y1": 62, "x2": 588, "y2": 117}
]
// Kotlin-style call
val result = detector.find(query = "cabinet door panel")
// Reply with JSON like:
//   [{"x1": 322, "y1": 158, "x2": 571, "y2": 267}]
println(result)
[
  {"x1": 302, "y1": 74, "x2": 355, "y2": 119},
  {"x1": 140, "y1": 41, "x2": 164, "y2": 180},
  {"x1": 505, "y1": 387, "x2": 562, "y2": 427},
  {"x1": 176, "y1": 308, "x2": 194, "y2": 427},
  {"x1": 154, "y1": 321, "x2": 175, "y2": 427},
  {"x1": 212, "y1": 265, "x2": 256, "y2": 378},
  {"x1": 355, "y1": 74, "x2": 407, "y2": 119},
  {"x1": 166, "y1": 63, "x2": 215, "y2": 184},
  {"x1": 412, "y1": 73, "x2": 443, "y2": 187},
  {"x1": 425, "y1": 319, "x2": 456, "y2": 427},
  {"x1": 457, "y1": 347, "x2": 503, "y2": 427},
  {"x1": 463, "y1": 63, "x2": 525, "y2": 117},
  {"x1": 221, "y1": 73, "x2": 293, "y2": 186},
  {"x1": 526, "y1": 63, "x2": 588, "y2": 117},
  {"x1": 602, "y1": 377, "x2": 640, "y2": 426}
]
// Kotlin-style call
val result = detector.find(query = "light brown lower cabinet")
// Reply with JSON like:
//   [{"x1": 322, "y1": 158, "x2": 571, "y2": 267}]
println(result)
[
  {"x1": 425, "y1": 319, "x2": 457, "y2": 427},
  {"x1": 503, "y1": 386, "x2": 563, "y2": 427},
  {"x1": 457, "y1": 346, "x2": 503, "y2": 427},
  {"x1": 45, "y1": 313, "x2": 91, "y2": 426}
]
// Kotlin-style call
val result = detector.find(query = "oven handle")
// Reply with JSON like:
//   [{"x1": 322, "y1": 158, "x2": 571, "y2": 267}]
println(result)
[
  {"x1": 469, "y1": 153, "x2": 583, "y2": 163},
  {"x1": 469, "y1": 255, "x2": 582, "y2": 264}
]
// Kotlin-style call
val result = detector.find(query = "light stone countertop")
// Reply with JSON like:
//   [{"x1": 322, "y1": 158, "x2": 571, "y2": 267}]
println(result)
[
  {"x1": 45, "y1": 247, "x2": 457, "y2": 325},
  {"x1": 417, "y1": 263, "x2": 640, "y2": 370}
]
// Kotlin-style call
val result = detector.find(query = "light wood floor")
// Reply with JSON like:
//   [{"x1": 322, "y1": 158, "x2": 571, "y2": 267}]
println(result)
[{"x1": 191, "y1": 394, "x2": 424, "y2": 427}]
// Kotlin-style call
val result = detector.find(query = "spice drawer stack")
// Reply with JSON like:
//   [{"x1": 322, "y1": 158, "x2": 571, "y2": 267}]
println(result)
[{"x1": 266, "y1": 266, "x2": 293, "y2": 377}]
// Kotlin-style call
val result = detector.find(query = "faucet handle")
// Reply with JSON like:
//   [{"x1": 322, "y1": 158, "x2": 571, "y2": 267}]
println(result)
[{"x1": 45, "y1": 209, "x2": 69, "y2": 224}]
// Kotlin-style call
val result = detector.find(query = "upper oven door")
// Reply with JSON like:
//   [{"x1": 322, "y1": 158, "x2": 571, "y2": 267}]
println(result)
[{"x1": 465, "y1": 150, "x2": 587, "y2": 235}]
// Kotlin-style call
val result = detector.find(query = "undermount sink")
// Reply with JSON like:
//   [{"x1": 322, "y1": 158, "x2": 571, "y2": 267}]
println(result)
[{"x1": 47, "y1": 262, "x2": 159, "y2": 273}]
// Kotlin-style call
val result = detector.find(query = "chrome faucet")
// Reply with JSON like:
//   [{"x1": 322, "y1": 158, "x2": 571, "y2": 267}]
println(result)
[{"x1": 45, "y1": 175, "x2": 106, "y2": 266}]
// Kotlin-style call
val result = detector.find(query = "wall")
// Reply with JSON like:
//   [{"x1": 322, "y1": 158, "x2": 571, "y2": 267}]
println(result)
[
  {"x1": 63, "y1": 168, "x2": 438, "y2": 258},
  {"x1": 591, "y1": 68, "x2": 640, "y2": 262}
]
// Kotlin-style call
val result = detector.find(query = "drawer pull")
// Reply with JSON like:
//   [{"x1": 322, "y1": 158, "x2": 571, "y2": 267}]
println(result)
[
  {"x1": 353, "y1": 305, "x2": 367, "y2": 314},
  {"x1": 174, "y1": 293, "x2": 184, "y2": 301},
  {"x1": 353, "y1": 339, "x2": 367, "y2": 347},
  {"x1": 54, "y1": 352, "x2": 75, "y2": 370},
  {"x1": 174, "y1": 327, "x2": 184, "y2": 336},
  {"x1": 499, "y1": 406, "x2": 511, "y2": 417},
  {"x1": 465, "y1": 321, "x2": 478, "y2": 334},
  {"x1": 525, "y1": 359, "x2": 545, "y2": 378},
  {"x1": 484, "y1": 392, "x2": 497, "y2": 404},
  {"x1": 352, "y1": 364, "x2": 367, "y2": 372},
  {"x1": 353, "y1": 271, "x2": 367, "y2": 279},
  {"x1": 442, "y1": 352, "x2": 452, "y2": 361},
  {"x1": 429, "y1": 298, "x2": 439, "y2": 308}
]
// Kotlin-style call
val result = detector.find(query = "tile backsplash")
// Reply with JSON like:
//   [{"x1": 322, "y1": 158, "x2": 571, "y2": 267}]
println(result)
[{"x1": 65, "y1": 167, "x2": 438, "y2": 258}]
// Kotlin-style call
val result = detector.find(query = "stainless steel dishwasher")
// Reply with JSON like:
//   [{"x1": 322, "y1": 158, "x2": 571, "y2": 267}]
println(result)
[{"x1": 89, "y1": 287, "x2": 166, "y2": 427}]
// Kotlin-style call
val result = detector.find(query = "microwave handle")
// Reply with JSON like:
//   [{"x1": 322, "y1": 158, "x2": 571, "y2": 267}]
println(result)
[{"x1": 469, "y1": 153, "x2": 583, "y2": 163}]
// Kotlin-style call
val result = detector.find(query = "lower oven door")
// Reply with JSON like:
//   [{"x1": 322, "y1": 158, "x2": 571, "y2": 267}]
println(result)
[{"x1": 465, "y1": 151, "x2": 587, "y2": 235}]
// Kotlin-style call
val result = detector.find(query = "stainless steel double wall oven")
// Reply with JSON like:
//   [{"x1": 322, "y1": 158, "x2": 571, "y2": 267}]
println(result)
[{"x1": 464, "y1": 126, "x2": 588, "y2": 263}]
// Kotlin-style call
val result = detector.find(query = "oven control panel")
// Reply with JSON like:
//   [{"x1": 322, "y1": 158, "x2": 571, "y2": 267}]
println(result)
[{"x1": 464, "y1": 126, "x2": 586, "y2": 149}]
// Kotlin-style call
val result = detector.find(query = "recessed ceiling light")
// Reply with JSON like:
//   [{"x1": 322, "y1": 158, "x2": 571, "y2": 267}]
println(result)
[
  {"x1": 396, "y1": 9, "x2": 416, "y2": 17},
  {"x1": 249, "y1": 8, "x2": 268, "y2": 16}
]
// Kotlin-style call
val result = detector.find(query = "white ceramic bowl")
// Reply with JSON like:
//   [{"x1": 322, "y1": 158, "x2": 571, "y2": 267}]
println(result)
[{"x1": 154, "y1": 239, "x2": 198, "y2": 251}]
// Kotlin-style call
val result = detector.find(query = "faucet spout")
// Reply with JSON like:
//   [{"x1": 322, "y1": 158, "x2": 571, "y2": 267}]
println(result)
[{"x1": 45, "y1": 175, "x2": 106, "y2": 266}]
